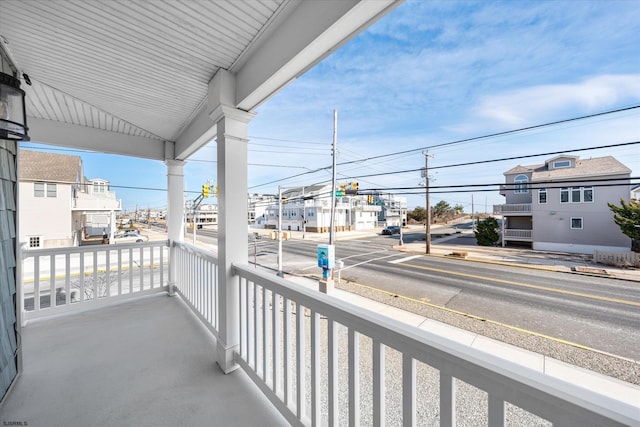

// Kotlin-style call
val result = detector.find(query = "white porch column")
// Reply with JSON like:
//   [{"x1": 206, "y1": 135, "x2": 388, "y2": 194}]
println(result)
[
  {"x1": 210, "y1": 69, "x2": 255, "y2": 373},
  {"x1": 166, "y1": 159, "x2": 185, "y2": 296}
]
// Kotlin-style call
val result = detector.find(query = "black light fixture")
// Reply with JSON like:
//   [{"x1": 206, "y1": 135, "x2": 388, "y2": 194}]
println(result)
[{"x1": 0, "y1": 71, "x2": 29, "y2": 141}]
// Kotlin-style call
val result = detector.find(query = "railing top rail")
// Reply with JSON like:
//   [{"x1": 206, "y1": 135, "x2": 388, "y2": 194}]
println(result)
[
  {"x1": 232, "y1": 263, "x2": 638, "y2": 426},
  {"x1": 172, "y1": 240, "x2": 218, "y2": 264},
  {"x1": 22, "y1": 240, "x2": 170, "y2": 258}
]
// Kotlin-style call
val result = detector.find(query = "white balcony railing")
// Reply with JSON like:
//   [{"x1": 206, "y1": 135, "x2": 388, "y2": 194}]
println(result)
[
  {"x1": 173, "y1": 241, "x2": 219, "y2": 337},
  {"x1": 19, "y1": 243, "x2": 638, "y2": 426},
  {"x1": 231, "y1": 265, "x2": 636, "y2": 426},
  {"x1": 493, "y1": 204, "x2": 532, "y2": 215},
  {"x1": 21, "y1": 241, "x2": 169, "y2": 323},
  {"x1": 503, "y1": 228, "x2": 533, "y2": 241},
  {"x1": 72, "y1": 196, "x2": 122, "y2": 210}
]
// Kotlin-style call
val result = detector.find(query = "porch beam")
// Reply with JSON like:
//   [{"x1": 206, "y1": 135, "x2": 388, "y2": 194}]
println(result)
[{"x1": 27, "y1": 118, "x2": 166, "y2": 160}]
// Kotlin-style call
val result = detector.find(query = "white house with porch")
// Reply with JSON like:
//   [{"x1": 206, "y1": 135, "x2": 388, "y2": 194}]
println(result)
[{"x1": 0, "y1": 2, "x2": 636, "y2": 426}]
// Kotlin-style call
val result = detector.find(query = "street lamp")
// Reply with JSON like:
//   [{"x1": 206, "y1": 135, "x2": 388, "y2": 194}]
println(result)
[{"x1": 0, "y1": 72, "x2": 29, "y2": 141}]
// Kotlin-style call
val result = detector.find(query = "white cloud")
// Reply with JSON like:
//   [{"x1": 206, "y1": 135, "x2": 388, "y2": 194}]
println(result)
[{"x1": 473, "y1": 74, "x2": 640, "y2": 127}]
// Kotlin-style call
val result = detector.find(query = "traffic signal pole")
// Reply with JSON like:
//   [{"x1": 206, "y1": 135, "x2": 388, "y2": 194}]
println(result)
[{"x1": 329, "y1": 109, "x2": 338, "y2": 245}]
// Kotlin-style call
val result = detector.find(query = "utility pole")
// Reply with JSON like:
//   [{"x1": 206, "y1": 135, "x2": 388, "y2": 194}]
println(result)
[
  {"x1": 278, "y1": 185, "x2": 283, "y2": 277},
  {"x1": 329, "y1": 109, "x2": 338, "y2": 245},
  {"x1": 423, "y1": 151, "x2": 432, "y2": 254}
]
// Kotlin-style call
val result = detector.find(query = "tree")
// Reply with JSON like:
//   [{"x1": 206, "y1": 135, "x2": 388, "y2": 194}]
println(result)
[
  {"x1": 408, "y1": 206, "x2": 426, "y2": 223},
  {"x1": 432, "y1": 200, "x2": 451, "y2": 219},
  {"x1": 474, "y1": 216, "x2": 500, "y2": 246},
  {"x1": 608, "y1": 199, "x2": 640, "y2": 252}
]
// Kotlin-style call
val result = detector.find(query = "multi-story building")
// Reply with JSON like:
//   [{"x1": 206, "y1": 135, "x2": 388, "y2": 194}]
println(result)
[
  {"x1": 18, "y1": 150, "x2": 121, "y2": 248},
  {"x1": 262, "y1": 184, "x2": 381, "y2": 232},
  {"x1": 494, "y1": 155, "x2": 631, "y2": 254}
]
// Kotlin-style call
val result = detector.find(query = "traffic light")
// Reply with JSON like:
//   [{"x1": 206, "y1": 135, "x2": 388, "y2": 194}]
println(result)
[
  {"x1": 351, "y1": 182, "x2": 358, "y2": 191},
  {"x1": 340, "y1": 183, "x2": 347, "y2": 192},
  {"x1": 367, "y1": 194, "x2": 374, "y2": 204},
  {"x1": 202, "y1": 184, "x2": 210, "y2": 197},
  {"x1": 214, "y1": 185, "x2": 218, "y2": 198}
]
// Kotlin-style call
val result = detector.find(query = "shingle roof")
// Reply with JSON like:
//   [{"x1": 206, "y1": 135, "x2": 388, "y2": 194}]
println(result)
[
  {"x1": 531, "y1": 156, "x2": 630, "y2": 181},
  {"x1": 504, "y1": 156, "x2": 630, "y2": 181},
  {"x1": 19, "y1": 150, "x2": 83, "y2": 183}
]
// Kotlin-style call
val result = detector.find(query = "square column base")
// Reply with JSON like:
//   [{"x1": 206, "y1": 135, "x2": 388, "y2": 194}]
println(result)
[
  {"x1": 216, "y1": 339, "x2": 240, "y2": 374},
  {"x1": 319, "y1": 278, "x2": 334, "y2": 295}
]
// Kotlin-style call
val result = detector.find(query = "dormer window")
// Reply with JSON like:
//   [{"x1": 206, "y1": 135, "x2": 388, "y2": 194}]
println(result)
[
  {"x1": 514, "y1": 175, "x2": 529, "y2": 193},
  {"x1": 552, "y1": 160, "x2": 571, "y2": 169}
]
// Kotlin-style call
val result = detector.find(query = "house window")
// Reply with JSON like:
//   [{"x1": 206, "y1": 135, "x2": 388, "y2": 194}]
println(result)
[
  {"x1": 93, "y1": 182, "x2": 105, "y2": 193},
  {"x1": 583, "y1": 187, "x2": 593, "y2": 202},
  {"x1": 571, "y1": 187, "x2": 581, "y2": 203},
  {"x1": 34, "y1": 182, "x2": 45, "y2": 197},
  {"x1": 34, "y1": 182, "x2": 57, "y2": 197},
  {"x1": 553, "y1": 160, "x2": 571, "y2": 169},
  {"x1": 47, "y1": 183, "x2": 57, "y2": 197},
  {"x1": 514, "y1": 175, "x2": 529, "y2": 193},
  {"x1": 29, "y1": 236, "x2": 41, "y2": 248},
  {"x1": 538, "y1": 188, "x2": 547, "y2": 204},
  {"x1": 570, "y1": 218, "x2": 583, "y2": 229},
  {"x1": 560, "y1": 187, "x2": 569, "y2": 203}
]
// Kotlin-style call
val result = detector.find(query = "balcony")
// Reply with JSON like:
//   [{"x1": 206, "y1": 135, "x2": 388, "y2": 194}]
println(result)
[
  {"x1": 72, "y1": 192, "x2": 122, "y2": 211},
  {"x1": 503, "y1": 228, "x2": 533, "y2": 242},
  {"x1": 3, "y1": 242, "x2": 637, "y2": 426},
  {"x1": 493, "y1": 203, "x2": 532, "y2": 215}
]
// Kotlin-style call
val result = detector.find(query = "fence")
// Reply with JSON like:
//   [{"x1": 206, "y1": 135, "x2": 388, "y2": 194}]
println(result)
[
  {"x1": 594, "y1": 250, "x2": 640, "y2": 268},
  {"x1": 21, "y1": 241, "x2": 169, "y2": 323}
]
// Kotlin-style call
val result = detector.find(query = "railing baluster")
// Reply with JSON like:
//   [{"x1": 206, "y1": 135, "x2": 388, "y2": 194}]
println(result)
[
  {"x1": 149, "y1": 246, "x2": 154, "y2": 288},
  {"x1": 284, "y1": 297, "x2": 292, "y2": 408},
  {"x1": 296, "y1": 302, "x2": 306, "y2": 420},
  {"x1": 34, "y1": 255, "x2": 40, "y2": 311},
  {"x1": 328, "y1": 319, "x2": 338, "y2": 427},
  {"x1": 50, "y1": 254, "x2": 56, "y2": 307},
  {"x1": 440, "y1": 372, "x2": 454, "y2": 427},
  {"x1": 402, "y1": 354, "x2": 416, "y2": 427},
  {"x1": 117, "y1": 248, "x2": 122, "y2": 295},
  {"x1": 252, "y1": 282, "x2": 258, "y2": 370},
  {"x1": 348, "y1": 328, "x2": 360, "y2": 426},
  {"x1": 272, "y1": 292, "x2": 280, "y2": 397},
  {"x1": 239, "y1": 276, "x2": 246, "y2": 359},
  {"x1": 488, "y1": 395, "x2": 505, "y2": 427},
  {"x1": 128, "y1": 247, "x2": 133, "y2": 294},
  {"x1": 139, "y1": 247, "x2": 144, "y2": 291},
  {"x1": 79, "y1": 252, "x2": 85, "y2": 302},
  {"x1": 310, "y1": 310, "x2": 320, "y2": 427},
  {"x1": 93, "y1": 250, "x2": 98, "y2": 301},
  {"x1": 64, "y1": 253, "x2": 70, "y2": 305},
  {"x1": 105, "y1": 249, "x2": 110, "y2": 298},
  {"x1": 262, "y1": 286, "x2": 268, "y2": 383},
  {"x1": 373, "y1": 339, "x2": 385, "y2": 427}
]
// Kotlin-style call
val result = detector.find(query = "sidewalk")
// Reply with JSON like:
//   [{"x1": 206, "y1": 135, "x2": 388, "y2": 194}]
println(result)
[{"x1": 285, "y1": 273, "x2": 640, "y2": 409}]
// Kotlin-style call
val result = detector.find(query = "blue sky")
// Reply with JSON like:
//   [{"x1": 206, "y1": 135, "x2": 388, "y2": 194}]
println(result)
[{"x1": 24, "y1": 0, "x2": 640, "y2": 212}]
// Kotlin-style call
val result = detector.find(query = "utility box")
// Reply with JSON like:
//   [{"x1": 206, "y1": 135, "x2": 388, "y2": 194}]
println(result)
[{"x1": 317, "y1": 244, "x2": 335, "y2": 270}]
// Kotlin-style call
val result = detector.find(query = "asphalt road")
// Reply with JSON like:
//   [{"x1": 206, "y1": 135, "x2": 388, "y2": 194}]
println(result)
[{"x1": 252, "y1": 233, "x2": 640, "y2": 361}]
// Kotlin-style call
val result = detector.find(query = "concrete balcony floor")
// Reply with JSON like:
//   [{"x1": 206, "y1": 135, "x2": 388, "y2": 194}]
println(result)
[{"x1": 1, "y1": 294, "x2": 287, "y2": 426}]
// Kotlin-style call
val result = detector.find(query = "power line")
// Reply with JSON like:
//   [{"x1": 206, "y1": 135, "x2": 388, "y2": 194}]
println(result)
[
  {"x1": 344, "y1": 141, "x2": 640, "y2": 180},
  {"x1": 249, "y1": 104, "x2": 640, "y2": 188}
]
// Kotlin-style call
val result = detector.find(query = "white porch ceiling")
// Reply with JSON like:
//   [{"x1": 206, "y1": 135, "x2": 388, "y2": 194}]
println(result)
[{"x1": 0, "y1": 0, "x2": 400, "y2": 160}]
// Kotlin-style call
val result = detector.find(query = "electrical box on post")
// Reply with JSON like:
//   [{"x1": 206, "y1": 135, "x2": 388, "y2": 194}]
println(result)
[{"x1": 317, "y1": 244, "x2": 335, "y2": 270}]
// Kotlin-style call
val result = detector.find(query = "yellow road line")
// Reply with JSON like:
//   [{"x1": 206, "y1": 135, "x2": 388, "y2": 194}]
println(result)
[
  {"x1": 402, "y1": 262, "x2": 640, "y2": 308},
  {"x1": 339, "y1": 280, "x2": 613, "y2": 356}
]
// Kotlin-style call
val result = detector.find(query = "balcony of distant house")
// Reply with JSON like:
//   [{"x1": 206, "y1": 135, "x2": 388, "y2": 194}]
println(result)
[
  {"x1": 72, "y1": 191, "x2": 122, "y2": 210},
  {"x1": 493, "y1": 203, "x2": 532, "y2": 216}
]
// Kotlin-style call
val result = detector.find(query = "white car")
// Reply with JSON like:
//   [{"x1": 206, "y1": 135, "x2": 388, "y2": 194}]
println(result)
[{"x1": 112, "y1": 231, "x2": 149, "y2": 244}]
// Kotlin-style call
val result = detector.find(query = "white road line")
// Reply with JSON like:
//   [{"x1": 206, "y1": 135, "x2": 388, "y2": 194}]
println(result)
[
  {"x1": 388, "y1": 254, "x2": 423, "y2": 264},
  {"x1": 340, "y1": 254, "x2": 400, "y2": 271}
]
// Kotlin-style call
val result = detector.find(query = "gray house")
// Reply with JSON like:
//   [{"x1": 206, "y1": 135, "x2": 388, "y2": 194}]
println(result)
[{"x1": 494, "y1": 155, "x2": 631, "y2": 254}]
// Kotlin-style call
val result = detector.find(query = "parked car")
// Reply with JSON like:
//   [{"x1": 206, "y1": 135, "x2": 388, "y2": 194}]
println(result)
[
  {"x1": 381, "y1": 225, "x2": 401, "y2": 235},
  {"x1": 112, "y1": 230, "x2": 149, "y2": 244}
]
